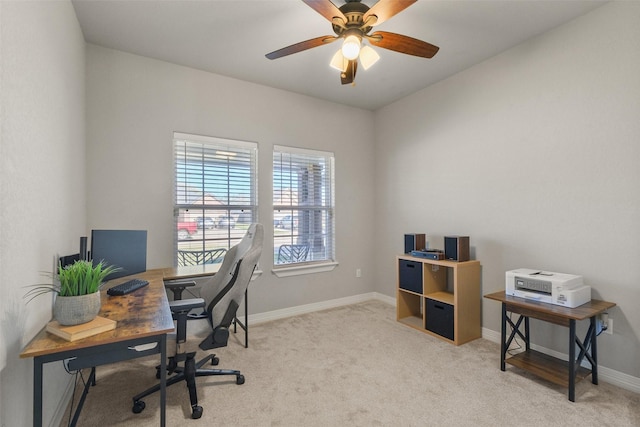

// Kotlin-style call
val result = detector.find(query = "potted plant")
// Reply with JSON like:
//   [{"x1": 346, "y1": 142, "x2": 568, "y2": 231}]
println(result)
[{"x1": 26, "y1": 260, "x2": 120, "y2": 326}]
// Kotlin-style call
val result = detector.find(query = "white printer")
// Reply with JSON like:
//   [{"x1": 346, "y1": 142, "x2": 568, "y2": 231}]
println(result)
[{"x1": 505, "y1": 269, "x2": 591, "y2": 308}]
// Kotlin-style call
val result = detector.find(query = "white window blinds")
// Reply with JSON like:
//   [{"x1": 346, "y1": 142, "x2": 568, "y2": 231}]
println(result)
[
  {"x1": 174, "y1": 132, "x2": 257, "y2": 266},
  {"x1": 273, "y1": 145, "x2": 335, "y2": 266}
]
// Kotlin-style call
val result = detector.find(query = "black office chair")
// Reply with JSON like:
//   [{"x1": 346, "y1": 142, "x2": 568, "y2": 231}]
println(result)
[{"x1": 131, "y1": 223, "x2": 264, "y2": 419}]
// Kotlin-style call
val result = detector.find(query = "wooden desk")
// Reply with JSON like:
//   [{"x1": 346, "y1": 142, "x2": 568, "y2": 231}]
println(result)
[
  {"x1": 484, "y1": 291, "x2": 615, "y2": 402},
  {"x1": 20, "y1": 269, "x2": 174, "y2": 427},
  {"x1": 161, "y1": 263, "x2": 221, "y2": 281}
]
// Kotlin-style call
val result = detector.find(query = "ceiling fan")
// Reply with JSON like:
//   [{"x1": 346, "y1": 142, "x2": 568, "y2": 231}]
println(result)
[{"x1": 265, "y1": 0, "x2": 439, "y2": 85}]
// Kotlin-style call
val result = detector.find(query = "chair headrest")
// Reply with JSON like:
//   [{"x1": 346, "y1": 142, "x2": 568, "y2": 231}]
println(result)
[{"x1": 235, "y1": 223, "x2": 262, "y2": 260}]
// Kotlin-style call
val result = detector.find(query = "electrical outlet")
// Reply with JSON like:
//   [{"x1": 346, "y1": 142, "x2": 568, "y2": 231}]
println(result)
[
  {"x1": 356, "y1": 268, "x2": 362, "y2": 278},
  {"x1": 597, "y1": 314, "x2": 613, "y2": 335}
]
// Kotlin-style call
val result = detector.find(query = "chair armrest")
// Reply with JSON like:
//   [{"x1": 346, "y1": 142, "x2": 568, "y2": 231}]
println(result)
[
  {"x1": 169, "y1": 298, "x2": 205, "y2": 314},
  {"x1": 170, "y1": 298, "x2": 206, "y2": 346},
  {"x1": 164, "y1": 279, "x2": 197, "y2": 300}
]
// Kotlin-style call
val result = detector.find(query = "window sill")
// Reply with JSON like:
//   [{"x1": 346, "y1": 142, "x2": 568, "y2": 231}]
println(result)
[{"x1": 271, "y1": 262, "x2": 339, "y2": 278}]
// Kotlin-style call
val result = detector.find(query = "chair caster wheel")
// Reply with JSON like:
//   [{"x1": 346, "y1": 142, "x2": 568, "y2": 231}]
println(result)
[
  {"x1": 236, "y1": 374, "x2": 245, "y2": 385},
  {"x1": 132, "y1": 400, "x2": 146, "y2": 414},
  {"x1": 191, "y1": 405, "x2": 203, "y2": 419},
  {"x1": 212, "y1": 356, "x2": 219, "y2": 366}
]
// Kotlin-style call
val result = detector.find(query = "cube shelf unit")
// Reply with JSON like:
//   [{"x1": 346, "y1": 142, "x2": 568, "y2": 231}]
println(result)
[{"x1": 396, "y1": 255, "x2": 481, "y2": 345}]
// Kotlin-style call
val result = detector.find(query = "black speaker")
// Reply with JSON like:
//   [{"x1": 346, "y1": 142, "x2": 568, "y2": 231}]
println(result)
[
  {"x1": 444, "y1": 236, "x2": 469, "y2": 262},
  {"x1": 404, "y1": 234, "x2": 426, "y2": 253},
  {"x1": 79, "y1": 236, "x2": 88, "y2": 261}
]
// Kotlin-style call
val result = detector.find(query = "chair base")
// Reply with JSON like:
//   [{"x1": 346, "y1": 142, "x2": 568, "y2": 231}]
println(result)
[{"x1": 131, "y1": 353, "x2": 244, "y2": 419}]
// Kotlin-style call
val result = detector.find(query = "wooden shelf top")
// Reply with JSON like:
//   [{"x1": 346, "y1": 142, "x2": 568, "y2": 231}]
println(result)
[
  {"x1": 426, "y1": 291, "x2": 454, "y2": 305},
  {"x1": 484, "y1": 291, "x2": 615, "y2": 320},
  {"x1": 397, "y1": 254, "x2": 480, "y2": 268}
]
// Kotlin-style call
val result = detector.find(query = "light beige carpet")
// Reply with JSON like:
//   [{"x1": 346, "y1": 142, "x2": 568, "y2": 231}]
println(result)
[{"x1": 62, "y1": 300, "x2": 639, "y2": 426}]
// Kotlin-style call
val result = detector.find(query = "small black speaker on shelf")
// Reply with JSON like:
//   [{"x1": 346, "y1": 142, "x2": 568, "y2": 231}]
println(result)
[
  {"x1": 404, "y1": 233, "x2": 426, "y2": 253},
  {"x1": 444, "y1": 236, "x2": 470, "y2": 262}
]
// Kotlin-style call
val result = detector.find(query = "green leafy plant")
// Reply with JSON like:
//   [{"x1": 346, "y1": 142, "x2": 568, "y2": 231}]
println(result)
[{"x1": 25, "y1": 260, "x2": 121, "y2": 302}]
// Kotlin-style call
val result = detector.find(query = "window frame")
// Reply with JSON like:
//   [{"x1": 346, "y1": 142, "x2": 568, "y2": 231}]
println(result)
[
  {"x1": 173, "y1": 132, "x2": 258, "y2": 267},
  {"x1": 272, "y1": 145, "x2": 337, "y2": 277}
]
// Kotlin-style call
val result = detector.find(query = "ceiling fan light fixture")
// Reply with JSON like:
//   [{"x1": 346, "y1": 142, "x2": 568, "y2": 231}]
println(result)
[
  {"x1": 341, "y1": 35, "x2": 361, "y2": 60},
  {"x1": 359, "y1": 45, "x2": 380, "y2": 70},
  {"x1": 330, "y1": 49, "x2": 348, "y2": 72}
]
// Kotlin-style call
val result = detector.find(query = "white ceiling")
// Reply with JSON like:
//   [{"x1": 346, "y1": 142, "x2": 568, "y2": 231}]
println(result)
[{"x1": 71, "y1": 0, "x2": 606, "y2": 111}]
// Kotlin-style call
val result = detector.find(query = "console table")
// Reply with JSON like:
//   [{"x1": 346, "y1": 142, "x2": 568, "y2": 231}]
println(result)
[{"x1": 484, "y1": 291, "x2": 615, "y2": 402}]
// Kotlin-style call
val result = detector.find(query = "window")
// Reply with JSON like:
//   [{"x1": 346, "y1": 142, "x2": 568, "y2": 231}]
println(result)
[
  {"x1": 174, "y1": 132, "x2": 257, "y2": 266},
  {"x1": 273, "y1": 145, "x2": 335, "y2": 271}
]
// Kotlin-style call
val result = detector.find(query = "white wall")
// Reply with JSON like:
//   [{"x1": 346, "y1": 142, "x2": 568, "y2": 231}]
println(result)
[
  {"x1": 85, "y1": 45, "x2": 376, "y2": 315},
  {"x1": 0, "y1": 1, "x2": 86, "y2": 426},
  {"x1": 4, "y1": 2, "x2": 638, "y2": 424},
  {"x1": 373, "y1": 1, "x2": 640, "y2": 378}
]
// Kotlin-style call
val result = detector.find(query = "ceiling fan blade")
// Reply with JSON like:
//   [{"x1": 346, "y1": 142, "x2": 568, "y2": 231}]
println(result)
[
  {"x1": 363, "y1": 0, "x2": 417, "y2": 27},
  {"x1": 340, "y1": 60, "x2": 357, "y2": 85},
  {"x1": 367, "y1": 31, "x2": 439, "y2": 58},
  {"x1": 266, "y1": 35, "x2": 337, "y2": 60},
  {"x1": 302, "y1": 0, "x2": 347, "y2": 24}
]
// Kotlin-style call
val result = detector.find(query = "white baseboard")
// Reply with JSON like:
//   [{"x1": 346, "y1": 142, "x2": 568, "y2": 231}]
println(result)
[
  {"x1": 482, "y1": 327, "x2": 640, "y2": 394},
  {"x1": 248, "y1": 292, "x2": 394, "y2": 325}
]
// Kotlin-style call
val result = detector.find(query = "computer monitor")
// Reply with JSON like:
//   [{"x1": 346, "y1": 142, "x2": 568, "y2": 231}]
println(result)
[{"x1": 90, "y1": 230, "x2": 147, "y2": 280}]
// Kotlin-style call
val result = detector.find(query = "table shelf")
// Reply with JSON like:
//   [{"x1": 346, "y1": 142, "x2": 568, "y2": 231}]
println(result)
[{"x1": 506, "y1": 349, "x2": 592, "y2": 387}]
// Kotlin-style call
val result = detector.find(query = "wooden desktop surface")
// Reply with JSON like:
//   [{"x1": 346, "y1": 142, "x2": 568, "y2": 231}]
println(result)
[
  {"x1": 484, "y1": 291, "x2": 615, "y2": 320},
  {"x1": 161, "y1": 263, "x2": 220, "y2": 281},
  {"x1": 20, "y1": 269, "x2": 175, "y2": 359}
]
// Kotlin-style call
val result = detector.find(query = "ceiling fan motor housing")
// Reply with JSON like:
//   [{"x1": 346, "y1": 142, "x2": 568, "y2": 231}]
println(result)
[{"x1": 333, "y1": 1, "x2": 373, "y2": 37}]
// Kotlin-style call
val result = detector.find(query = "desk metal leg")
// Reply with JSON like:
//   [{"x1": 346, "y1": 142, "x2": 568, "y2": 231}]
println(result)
[
  {"x1": 524, "y1": 317, "x2": 530, "y2": 351},
  {"x1": 33, "y1": 358, "x2": 43, "y2": 427},
  {"x1": 232, "y1": 289, "x2": 249, "y2": 348},
  {"x1": 590, "y1": 316, "x2": 599, "y2": 385},
  {"x1": 69, "y1": 367, "x2": 96, "y2": 427},
  {"x1": 244, "y1": 290, "x2": 248, "y2": 348},
  {"x1": 569, "y1": 319, "x2": 577, "y2": 402},
  {"x1": 500, "y1": 303, "x2": 507, "y2": 371},
  {"x1": 160, "y1": 334, "x2": 167, "y2": 427}
]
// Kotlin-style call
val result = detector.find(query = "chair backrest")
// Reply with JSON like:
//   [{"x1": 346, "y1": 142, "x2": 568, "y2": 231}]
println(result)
[{"x1": 200, "y1": 223, "x2": 264, "y2": 328}]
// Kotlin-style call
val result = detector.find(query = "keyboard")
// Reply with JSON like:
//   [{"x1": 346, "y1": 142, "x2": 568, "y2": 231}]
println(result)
[{"x1": 107, "y1": 278, "x2": 149, "y2": 296}]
